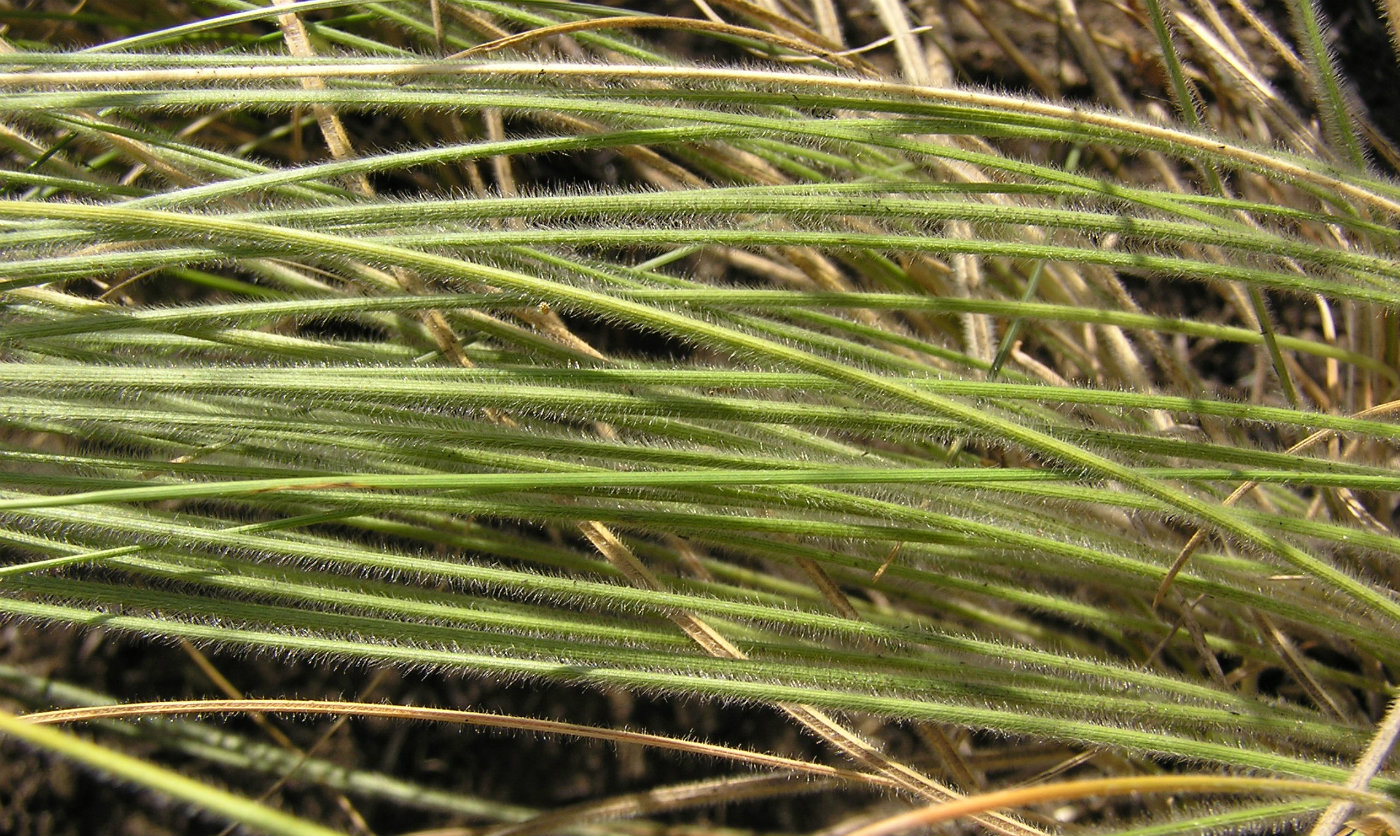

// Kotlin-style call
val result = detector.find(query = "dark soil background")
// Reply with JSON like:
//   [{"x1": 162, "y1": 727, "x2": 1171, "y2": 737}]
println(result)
[
  {"x1": 2, "y1": 623, "x2": 868, "y2": 835},
  {"x1": 1321, "y1": 0, "x2": 1400, "y2": 153}
]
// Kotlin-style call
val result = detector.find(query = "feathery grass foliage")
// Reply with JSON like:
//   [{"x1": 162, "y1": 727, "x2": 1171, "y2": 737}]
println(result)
[{"x1": 2, "y1": 0, "x2": 1400, "y2": 834}]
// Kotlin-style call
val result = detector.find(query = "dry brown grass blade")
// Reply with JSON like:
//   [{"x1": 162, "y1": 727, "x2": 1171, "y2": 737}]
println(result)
[
  {"x1": 795, "y1": 554, "x2": 863, "y2": 620},
  {"x1": 271, "y1": 0, "x2": 372, "y2": 197},
  {"x1": 271, "y1": 0, "x2": 483, "y2": 374},
  {"x1": 954, "y1": 0, "x2": 1058, "y2": 95},
  {"x1": 793, "y1": 548, "x2": 988, "y2": 800},
  {"x1": 226, "y1": 670, "x2": 391, "y2": 836},
  {"x1": 578, "y1": 520, "x2": 749, "y2": 659},
  {"x1": 178, "y1": 518, "x2": 377, "y2": 834},
  {"x1": 843, "y1": 774, "x2": 1397, "y2": 836},
  {"x1": 698, "y1": 0, "x2": 846, "y2": 53},
  {"x1": 1053, "y1": 0, "x2": 1132, "y2": 111},
  {"x1": 807, "y1": 0, "x2": 845, "y2": 45},
  {"x1": 21, "y1": 699, "x2": 897, "y2": 788},
  {"x1": 181, "y1": 641, "x2": 299, "y2": 751},
  {"x1": 869, "y1": 0, "x2": 937, "y2": 84},
  {"x1": 428, "y1": 0, "x2": 445, "y2": 55},
  {"x1": 912, "y1": 723, "x2": 985, "y2": 793},
  {"x1": 480, "y1": 773, "x2": 840, "y2": 836},
  {"x1": 1309, "y1": 695, "x2": 1400, "y2": 836},
  {"x1": 449, "y1": 15, "x2": 873, "y2": 73},
  {"x1": 1252, "y1": 610, "x2": 1354, "y2": 722},
  {"x1": 577, "y1": 523, "x2": 1048, "y2": 836},
  {"x1": 1154, "y1": 399, "x2": 1400, "y2": 609},
  {"x1": 1175, "y1": 8, "x2": 1322, "y2": 156}
]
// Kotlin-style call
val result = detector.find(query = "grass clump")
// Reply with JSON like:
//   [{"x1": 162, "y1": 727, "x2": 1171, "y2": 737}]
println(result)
[{"x1": 1, "y1": 1, "x2": 1400, "y2": 834}]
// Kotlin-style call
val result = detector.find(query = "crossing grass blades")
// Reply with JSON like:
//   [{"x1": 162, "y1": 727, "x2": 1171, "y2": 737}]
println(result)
[{"x1": 2, "y1": 0, "x2": 1400, "y2": 834}]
